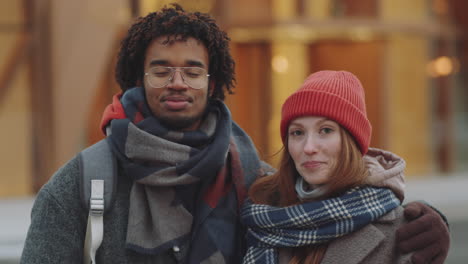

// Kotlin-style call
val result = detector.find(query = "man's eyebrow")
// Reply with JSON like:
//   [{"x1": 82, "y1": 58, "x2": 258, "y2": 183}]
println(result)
[
  {"x1": 148, "y1": 59, "x2": 206, "y2": 68},
  {"x1": 185, "y1": 60, "x2": 206, "y2": 68},
  {"x1": 149, "y1": 59, "x2": 169, "y2": 66}
]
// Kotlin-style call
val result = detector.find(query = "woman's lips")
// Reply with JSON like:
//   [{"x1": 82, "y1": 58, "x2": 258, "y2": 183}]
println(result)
[{"x1": 302, "y1": 161, "x2": 325, "y2": 169}]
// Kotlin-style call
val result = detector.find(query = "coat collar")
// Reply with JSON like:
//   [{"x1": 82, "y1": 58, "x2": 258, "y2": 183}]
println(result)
[{"x1": 321, "y1": 209, "x2": 398, "y2": 264}]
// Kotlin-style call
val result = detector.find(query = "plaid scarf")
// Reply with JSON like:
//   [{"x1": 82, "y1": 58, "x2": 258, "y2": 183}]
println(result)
[
  {"x1": 104, "y1": 87, "x2": 260, "y2": 263},
  {"x1": 241, "y1": 186, "x2": 400, "y2": 264}
]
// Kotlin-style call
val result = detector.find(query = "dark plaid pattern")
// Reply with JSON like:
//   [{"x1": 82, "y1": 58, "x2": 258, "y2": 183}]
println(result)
[
  {"x1": 106, "y1": 87, "x2": 261, "y2": 263},
  {"x1": 241, "y1": 186, "x2": 401, "y2": 263}
]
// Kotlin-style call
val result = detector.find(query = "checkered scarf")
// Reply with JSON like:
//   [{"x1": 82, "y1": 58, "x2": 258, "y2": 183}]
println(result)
[{"x1": 241, "y1": 186, "x2": 400, "y2": 263}]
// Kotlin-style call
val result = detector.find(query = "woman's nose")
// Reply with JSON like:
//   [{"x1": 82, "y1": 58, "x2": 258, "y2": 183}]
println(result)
[{"x1": 303, "y1": 135, "x2": 319, "y2": 154}]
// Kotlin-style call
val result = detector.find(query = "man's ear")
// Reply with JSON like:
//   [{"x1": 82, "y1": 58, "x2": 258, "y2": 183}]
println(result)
[
  {"x1": 208, "y1": 80, "x2": 215, "y2": 97},
  {"x1": 136, "y1": 79, "x2": 143, "y2": 87}
]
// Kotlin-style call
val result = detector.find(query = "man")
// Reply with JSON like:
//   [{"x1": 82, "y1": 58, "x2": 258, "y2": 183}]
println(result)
[{"x1": 21, "y1": 4, "x2": 449, "y2": 264}]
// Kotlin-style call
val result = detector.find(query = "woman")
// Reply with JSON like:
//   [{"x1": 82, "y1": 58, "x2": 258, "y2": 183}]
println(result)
[{"x1": 241, "y1": 70, "x2": 411, "y2": 263}]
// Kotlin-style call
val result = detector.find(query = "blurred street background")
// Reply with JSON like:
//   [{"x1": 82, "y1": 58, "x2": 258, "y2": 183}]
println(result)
[{"x1": 1, "y1": 0, "x2": 467, "y2": 263}]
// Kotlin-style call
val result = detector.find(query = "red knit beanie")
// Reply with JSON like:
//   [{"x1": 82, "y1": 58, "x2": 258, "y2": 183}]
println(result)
[{"x1": 280, "y1": 70, "x2": 372, "y2": 154}]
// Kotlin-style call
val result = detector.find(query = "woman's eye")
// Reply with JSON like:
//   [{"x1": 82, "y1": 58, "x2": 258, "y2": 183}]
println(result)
[
  {"x1": 289, "y1": 130, "x2": 303, "y2": 136},
  {"x1": 320, "y1": 127, "x2": 333, "y2": 134}
]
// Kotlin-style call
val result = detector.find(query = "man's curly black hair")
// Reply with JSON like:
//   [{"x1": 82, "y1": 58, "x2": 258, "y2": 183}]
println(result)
[{"x1": 115, "y1": 3, "x2": 235, "y2": 101}]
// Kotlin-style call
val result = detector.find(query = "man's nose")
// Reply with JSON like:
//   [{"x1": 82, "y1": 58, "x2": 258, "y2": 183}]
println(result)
[{"x1": 167, "y1": 70, "x2": 188, "y2": 89}]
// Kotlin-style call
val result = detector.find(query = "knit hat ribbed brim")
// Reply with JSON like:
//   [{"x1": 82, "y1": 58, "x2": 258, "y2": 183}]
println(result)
[{"x1": 280, "y1": 70, "x2": 372, "y2": 154}]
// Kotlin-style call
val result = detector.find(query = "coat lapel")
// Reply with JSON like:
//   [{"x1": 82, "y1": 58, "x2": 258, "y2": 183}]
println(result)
[{"x1": 321, "y1": 210, "x2": 397, "y2": 264}]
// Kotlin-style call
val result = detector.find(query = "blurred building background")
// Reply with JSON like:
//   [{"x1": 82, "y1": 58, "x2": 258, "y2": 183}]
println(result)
[{"x1": 0, "y1": 0, "x2": 466, "y2": 263}]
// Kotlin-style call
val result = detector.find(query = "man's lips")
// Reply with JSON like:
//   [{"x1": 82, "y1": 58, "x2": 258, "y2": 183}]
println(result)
[
  {"x1": 162, "y1": 95, "x2": 193, "y2": 102},
  {"x1": 301, "y1": 161, "x2": 325, "y2": 169},
  {"x1": 161, "y1": 95, "x2": 192, "y2": 110}
]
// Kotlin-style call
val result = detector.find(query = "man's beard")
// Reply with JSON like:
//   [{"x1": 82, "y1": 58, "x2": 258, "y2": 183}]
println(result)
[{"x1": 157, "y1": 103, "x2": 210, "y2": 131}]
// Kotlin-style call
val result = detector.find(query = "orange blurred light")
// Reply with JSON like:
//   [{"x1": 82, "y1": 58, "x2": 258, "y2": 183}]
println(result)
[
  {"x1": 427, "y1": 56, "x2": 459, "y2": 77},
  {"x1": 272, "y1": 55, "x2": 289, "y2": 73}
]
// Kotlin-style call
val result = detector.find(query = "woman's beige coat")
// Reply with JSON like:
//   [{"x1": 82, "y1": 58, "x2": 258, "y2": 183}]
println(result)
[
  {"x1": 320, "y1": 206, "x2": 412, "y2": 263},
  {"x1": 279, "y1": 206, "x2": 412, "y2": 263}
]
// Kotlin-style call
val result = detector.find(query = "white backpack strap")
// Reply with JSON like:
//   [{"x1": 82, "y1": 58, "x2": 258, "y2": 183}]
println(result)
[
  {"x1": 83, "y1": 180, "x2": 104, "y2": 264},
  {"x1": 79, "y1": 139, "x2": 116, "y2": 264}
]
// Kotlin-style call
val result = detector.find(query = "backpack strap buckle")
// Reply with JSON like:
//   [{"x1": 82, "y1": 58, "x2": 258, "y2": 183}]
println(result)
[{"x1": 90, "y1": 180, "x2": 104, "y2": 216}]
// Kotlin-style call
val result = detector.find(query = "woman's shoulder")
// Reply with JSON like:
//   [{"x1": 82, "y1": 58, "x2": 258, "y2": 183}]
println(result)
[
  {"x1": 367, "y1": 206, "x2": 409, "y2": 245},
  {"x1": 373, "y1": 206, "x2": 407, "y2": 229},
  {"x1": 322, "y1": 206, "x2": 412, "y2": 264}
]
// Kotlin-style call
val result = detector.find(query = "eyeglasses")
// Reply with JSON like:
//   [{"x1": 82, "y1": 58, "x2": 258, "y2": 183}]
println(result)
[{"x1": 144, "y1": 66, "x2": 210, "y2": 89}]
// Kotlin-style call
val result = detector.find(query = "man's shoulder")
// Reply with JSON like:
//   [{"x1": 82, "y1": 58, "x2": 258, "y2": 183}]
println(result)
[
  {"x1": 37, "y1": 140, "x2": 122, "y2": 211},
  {"x1": 45, "y1": 155, "x2": 81, "y2": 189},
  {"x1": 39, "y1": 154, "x2": 82, "y2": 203}
]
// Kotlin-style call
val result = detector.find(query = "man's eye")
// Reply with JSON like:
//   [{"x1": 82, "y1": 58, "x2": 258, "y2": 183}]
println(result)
[
  {"x1": 185, "y1": 72, "x2": 201, "y2": 78},
  {"x1": 184, "y1": 68, "x2": 203, "y2": 78},
  {"x1": 153, "y1": 71, "x2": 170, "y2": 77}
]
